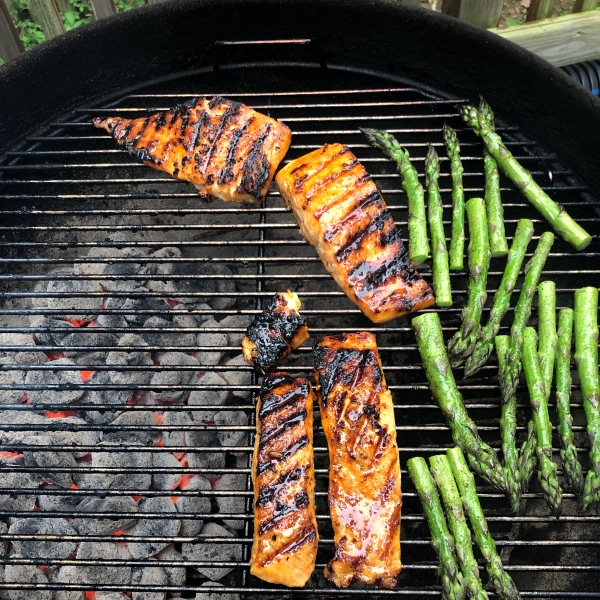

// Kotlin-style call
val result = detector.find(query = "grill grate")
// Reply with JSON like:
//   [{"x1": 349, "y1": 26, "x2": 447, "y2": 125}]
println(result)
[{"x1": 0, "y1": 67, "x2": 599, "y2": 599}]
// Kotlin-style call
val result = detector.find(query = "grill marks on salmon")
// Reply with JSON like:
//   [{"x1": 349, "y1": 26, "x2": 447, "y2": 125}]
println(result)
[
  {"x1": 314, "y1": 332, "x2": 402, "y2": 589},
  {"x1": 242, "y1": 291, "x2": 309, "y2": 372},
  {"x1": 276, "y1": 143, "x2": 434, "y2": 323},
  {"x1": 250, "y1": 373, "x2": 318, "y2": 587},
  {"x1": 93, "y1": 96, "x2": 292, "y2": 204}
]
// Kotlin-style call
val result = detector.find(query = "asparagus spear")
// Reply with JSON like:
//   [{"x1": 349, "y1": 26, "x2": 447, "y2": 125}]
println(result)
[
  {"x1": 408, "y1": 457, "x2": 466, "y2": 600},
  {"x1": 429, "y1": 455, "x2": 489, "y2": 600},
  {"x1": 413, "y1": 312, "x2": 507, "y2": 491},
  {"x1": 522, "y1": 327, "x2": 562, "y2": 515},
  {"x1": 447, "y1": 198, "x2": 491, "y2": 366},
  {"x1": 443, "y1": 124, "x2": 465, "y2": 272},
  {"x1": 517, "y1": 420, "x2": 538, "y2": 493},
  {"x1": 500, "y1": 231, "x2": 555, "y2": 404},
  {"x1": 361, "y1": 128, "x2": 430, "y2": 265},
  {"x1": 556, "y1": 308, "x2": 584, "y2": 495},
  {"x1": 425, "y1": 144, "x2": 452, "y2": 307},
  {"x1": 465, "y1": 218, "x2": 535, "y2": 378},
  {"x1": 574, "y1": 287, "x2": 600, "y2": 512},
  {"x1": 479, "y1": 99, "x2": 508, "y2": 258},
  {"x1": 447, "y1": 447, "x2": 522, "y2": 600},
  {"x1": 461, "y1": 104, "x2": 591, "y2": 251},
  {"x1": 537, "y1": 281, "x2": 558, "y2": 399},
  {"x1": 495, "y1": 335, "x2": 522, "y2": 513}
]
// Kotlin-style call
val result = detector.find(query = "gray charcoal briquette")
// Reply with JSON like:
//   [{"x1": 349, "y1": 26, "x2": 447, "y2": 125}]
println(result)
[
  {"x1": 132, "y1": 562, "x2": 168, "y2": 600},
  {"x1": 161, "y1": 411, "x2": 192, "y2": 448},
  {"x1": 152, "y1": 452, "x2": 183, "y2": 490},
  {"x1": 80, "y1": 371, "x2": 132, "y2": 425},
  {"x1": 155, "y1": 545, "x2": 185, "y2": 587},
  {"x1": 107, "y1": 333, "x2": 154, "y2": 386},
  {"x1": 4, "y1": 564, "x2": 52, "y2": 600},
  {"x1": 149, "y1": 352, "x2": 199, "y2": 402},
  {"x1": 195, "y1": 319, "x2": 226, "y2": 366},
  {"x1": 72, "y1": 496, "x2": 139, "y2": 535},
  {"x1": 76, "y1": 447, "x2": 151, "y2": 491},
  {"x1": 186, "y1": 451, "x2": 225, "y2": 472},
  {"x1": 46, "y1": 273, "x2": 103, "y2": 321},
  {"x1": 103, "y1": 411, "x2": 160, "y2": 446},
  {"x1": 24, "y1": 434, "x2": 76, "y2": 488},
  {"x1": 9, "y1": 518, "x2": 78, "y2": 559},
  {"x1": 220, "y1": 356, "x2": 251, "y2": 399},
  {"x1": 0, "y1": 358, "x2": 26, "y2": 404},
  {"x1": 195, "y1": 582, "x2": 240, "y2": 600},
  {"x1": 216, "y1": 316, "x2": 252, "y2": 346},
  {"x1": 142, "y1": 317, "x2": 196, "y2": 349},
  {"x1": 213, "y1": 411, "x2": 248, "y2": 447},
  {"x1": 176, "y1": 474, "x2": 210, "y2": 537},
  {"x1": 214, "y1": 474, "x2": 247, "y2": 531},
  {"x1": 25, "y1": 358, "x2": 85, "y2": 405}
]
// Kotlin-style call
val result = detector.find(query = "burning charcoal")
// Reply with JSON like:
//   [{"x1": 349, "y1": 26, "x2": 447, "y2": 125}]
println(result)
[
  {"x1": 46, "y1": 271, "x2": 103, "y2": 321},
  {"x1": 160, "y1": 263, "x2": 218, "y2": 305},
  {"x1": 126, "y1": 496, "x2": 181, "y2": 559},
  {"x1": 191, "y1": 303, "x2": 213, "y2": 326},
  {"x1": 37, "y1": 488, "x2": 80, "y2": 513},
  {"x1": 93, "y1": 313, "x2": 130, "y2": 329},
  {"x1": 72, "y1": 495, "x2": 139, "y2": 535},
  {"x1": 0, "y1": 456, "x2": 38, "y2": 512},
  {"x1": 9, "y1": 517, "x2": 78, "y2": 559},
  {"x1": 122, "y1": 294, "x2": 172, "y2": 327},
  {"x1": 184, "y1": 425, "x2": 217, "y2": 449},
  {"x1": 172, "y1": 312, "x2": 197, "y2": 331},
  {"x1": 95, "y1": 594, "x2": 128, "y2": 600},
  {"x1": 0, "y1": 522, "x2": 7, "y2": 555},
  {"x1": 216, "y1": 315, "x2": 252, "y2": 346},
  {"x1": 161, "y1": 410, "x2": 192, "y2": 448},
  {"x1": 107, "y1": 333, "x2": 154, "y2": 386},
  {"x1": 81, "y1": 371, "x2": 133, "y2": 425},
  {"x1": 132, "y1": 562, "x2": 168, "y2": 600},
  {"x1": 4, "y1": 564, "x2": 52, "y2": 600},
  {"x1": 220, "y1": 356, "x2": 251, "y2": 399},
  {"x1": 0, "y1": 332, "x2": 46, "y2": 366},
  {"x1": 0, "y1": 358, "x2": 26, "y2": 404},
  {"x1": 214, "y1": 474, "x2": 247, "y2": 531},
  {"x1": 155, "y1": 545, "x2": 185, "y2": 587},
  {"x1": 196, "y1": 582, "x2": 240, "y2": 600},
  {"x1": 32, "y1": 318, "x2": 74, "y2": 345},
  {"x1": 188, "y1": 372, "x2": 229, "y2": 418},
  {"x1": 186, "y1": 450, "x2": 226, "y2": 472},
  {"x1": 25, "y1": 358, "x2": 86, "y2": 405},
  {"x1": 60, "y1": 331, "x2": 118, "y2": 365},
  {"x1": 213, "y1": 411, "x2": 248, "y2": 447},
  {"x1": 176, "y1": 473, "x2": 210, "y2": 537},
  {"x1": 143, "y1": 317, "x2": 196, "y2": 349},
  {"x1": 52, "y1": 592, "x2": 84, "y2": 600},
  {"x1": 49, "y1": 417, "x2": 101, "y2": 458},
  {"x1": 182, "y1": 523, "x2": 242, "y2": 581},
  {"x1": 57, "y1": 541, "x2": 133, "y2": 586},
  {"x1": 195, "y1": 319, "x2": 227, "y2": 366},
  {"x1": 103, "y1": 410, "x2": 160, "y2": 446},
  {"x1": 149, "y1": 352, "x2": 199, "y2": 403},
  {"x1": 24, "y1": 434, "x2": 77, "y2": 488},
  {"x1": 0, "y1": 410, "x2": 49, "y2": 443},
  {"x1": 207, "y1": 264, "x2": 235, "y2": 311},
  {"x1": 152, "y1": 452, "x2": 183, "y2": 490}
]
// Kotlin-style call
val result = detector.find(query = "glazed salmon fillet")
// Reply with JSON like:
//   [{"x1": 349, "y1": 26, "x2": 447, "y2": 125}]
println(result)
[
  {"x1": 314, "y1": 332, "x2": 402, "y2": 589},
  {"x1": 93, "y1": 96, "x2": 292, "y2": 204},
  {"x1": 276, "y1": 143, "x2": 434, "y2": 323},
  {"x1": 250, "y1": 372, "x2": 318, "y2": 587}
]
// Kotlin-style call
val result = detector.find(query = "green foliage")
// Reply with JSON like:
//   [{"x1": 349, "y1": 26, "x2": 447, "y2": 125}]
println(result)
[
  {"x1": 61, "y1": 0, "x2": 94, "y2": 31},
  {"x1": 504, "y1": 17, "x2": 520, "y2": 26},
  {"x1": 10, "y1": 0, "x2": 46, "y2": 50},
  {"x1": 114, "y1": 0, "x2": 146, "y2": 12}
]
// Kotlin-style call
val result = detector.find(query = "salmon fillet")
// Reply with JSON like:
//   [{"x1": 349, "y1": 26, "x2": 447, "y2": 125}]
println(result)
[
  {"x1": 242, "y1": 291, "x2": 309, "y2": 372},
  {"x1": 314, "y1": 332, "x2": 402, "y2": 589},
  {"x1": 93, "y1": 96, "x2": 292, "y2": 204},
  {"x1": 276, "y1": 143, "x2": 434, "y2": 323},
  {"x1": 250, "y1": 372, "x2": 318, "y2": 587}
]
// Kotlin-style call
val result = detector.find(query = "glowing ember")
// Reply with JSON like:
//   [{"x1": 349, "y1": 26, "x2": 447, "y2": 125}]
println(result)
[
  {"x1": 45, "y1": 410, "x2": 78, "y2": 419},
  {"x1": 151, "y1": 412, "x2": 163, "y2": 426},
  {"x1": 0, "y1": 451, "x2": 22, "y2": 459},
  {"x1": 85, "y1": 592, "x2": 96, "y2": 600},
  {"x1": 45, "y1": 351, "x2": 65, "y2": 361},
  {"x1": 165, "y1": 298, "x2": 182, "y2": 308},
  {"x1": 79, "y1": 370, "x2": 93, "y2": 382},
  {"x1": 69, "y1": 483, "x2": 78, "y2": 490},
  {"x1": 156, "y1": 439, "x2": 164, "y2": 447},
  {"x1": 63, "y1": 318, "x2": 88, "y2": 327},
  {"x1": 179, "y1": 474, "x2": 195, "y2": 489},
  {"x1": 38, "y1": 566, "x2": 50, "y2": 575},
  {"x1": 131, "y1": 495, "x2": 143, "y2": 502}
]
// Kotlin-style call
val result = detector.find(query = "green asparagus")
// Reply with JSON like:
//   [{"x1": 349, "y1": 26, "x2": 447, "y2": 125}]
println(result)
[
  {"x1": 443, "y1": 124, "x2": 466, "y2": 271},
  {"x1": 495, "y1": 335, "x2": 522, "y2": 514},
  {"x1": 479, "y1": 99, "x2": 508, "y2": 258},
  {"x1": 574, "y1": 287, "x2": 600, "y2": 512},
  {"x1": 447, "y1": 447, "x2": 522, "y2": 600},
  {"x1": 465, "y1": 218, "x2": 535, "y2": 378},
  {"x1": 429, "y1": 454, "x2": 489, "y2": 600},
  {"x1": 522, "y1": 327, "x2": 562, "y2": 515},
  {"x1": 500, "y1": 231, "x2": 555, "y2": 404},
  {"x1": 413, "y1": 312, "x2": 507, "y2": 491},
  {"x1": 447, "y1": 198, "x2": 491, "y2": 366},
  {"x1": 537, "y1": 281, "x2": 558, "y2": 399},
  {"x1": 408, "y1": 457, "x2": 466, "y2": 600},
  {"x1": 425, "y1": 144, "x2": 452, "y2": 307},
  {"x1": 461, "y1": 104, "x2": 591, "y2": 251},
  {"x1": 360, "y1": 127, "x2": 430, "y2": 265},
  {"x1": 555, "y1": 308, "x2": 584, "y2": 495},
  {"x1": 517, "y1": 420, "x2": 538, "y2": 493}
]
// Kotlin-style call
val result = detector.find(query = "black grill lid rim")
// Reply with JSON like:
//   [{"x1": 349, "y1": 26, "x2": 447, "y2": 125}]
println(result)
[{"x1": 0, "y1": 0, "x2": 599, "y2": 199}]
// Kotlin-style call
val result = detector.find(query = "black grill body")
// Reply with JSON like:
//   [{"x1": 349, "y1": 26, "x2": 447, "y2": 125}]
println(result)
[{"x1": 0, "y1": 2, "x2": 599, "y2": 599}]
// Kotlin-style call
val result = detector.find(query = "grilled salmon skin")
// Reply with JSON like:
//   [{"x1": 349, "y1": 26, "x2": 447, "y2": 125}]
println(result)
[
  {"x1": 93, "y1": 96, "x2": 292, "y2": 204},
  {"x1": 314, "y1": 332, "x2": 402, "y2": 589},
  {"x1": 242, "y1": 291, "x2": 309, "y2": 372},
  {"x1": 250, "y1": 372, "x2": 318, "y2": 587},
  {"x1": 276, "y1": 143, "x2": 434, "y2": 322}
]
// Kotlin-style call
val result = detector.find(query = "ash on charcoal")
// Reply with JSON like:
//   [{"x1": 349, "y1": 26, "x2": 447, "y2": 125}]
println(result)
[
  {"x1": 76, "y1": 446, "x2": 151, "y2": 491},
  {"x1": 48, "y1": 416, "x2": 101, "y2": 458},
  {"x1": 196, "y1": 582, "x2": 240, "y2": 600},
  {"x1": 106, "y1": 333, "x2": 154, "y2": 386},
  {"x1": 149, "y1": 353, "x2": 199, "y2": 403},
  {"x1": 188, "y1": 372, "x2": 229, "y2": 419},
  {"x1": 37, "y1": 487, "x2": 80, "y2": 513},
  {"x1": 53, "y1": 592, "x2": 84, "y2": 600},
  {"x1": 93, "y1": 313, "x2": 130, "y2": 329},
  {"x1": 24, "y1": 434, "x2": 77, "y2": 488},
  {"x1": 142, "y1": 317, "x2": 196, "y2": 349},
  {"x1": 4, "y1": 564, "x2": 52, "y2": 600},
  {"x1": 176, "y1": 473, "x2": 210, "y2": 537},
  {"x1": 182, "y1": 523, "x2": 242, "y2": 581},
  {"x1": 103, "y1": 410, "x2": 160, "y2": 446},
  {"x1": 172, "y1": 313, "x2": 197, "y2": 331},
  {"x1": 9, "y1": 517, "x2": 77, "y2": 559},
  {"x1": 195, "y1": 319, "x2": 226, "y2": 366},
  {"x1": 0, "y1": 456, "x2": 38, "y2": 512},
  {"x1": 132, "y1": 561, "x2": 168, "y2": 600},
  {"x1": 189, "y1": 303, "x2": 213, "y2": 326},
  {"x1": 25, "y1": 358, "x2": 85, "y2": 405},
  {"x1": 220, "y1": 356, "x2": 251, "y2": 399},
  {"x1": 0, "y1": 332, "x2": 47, "y2": 365},
  {"x1": 0, "y1": 358, "x2": 26, "y2": 404},
  {"x1": 185, "y1": 426, "x2": 217, "y2": 449},
  {"x1": 126, "y1": 496, "x2": 181, "y2": 559},
  {"x1": 213, "y1": 411, "x2": 248, "y2": 447},
  {"x1": 216, "y1": 316, "x2": 252, "y2": 347},
  {"x1": 57, "y1": 541, "x2": 133, "y2": 586},
  {"x1": 95, "y1": 594, "x2": 129, "y2": 600},
  {"x1": 0, "y1": 522, "x2": 7, "y2": 555},
  {"x1": 81, "y1": 371, "x2": 133, "y2": 425},
  {"x1": 161, "y1": 410, "x2": 192, "y2": 448},
  {"x1": 0, "y1": 411, "x2": 49, "y2": 443},
  {"x1": 152, "y1": 452, "x2": 183, "y2": 490},
  {"x1": 214, "y1": 474, "x2": 247, "y2": 531},
  {"x1": 72, "y1": 495, "x2": 139, "y2": 535},
  {"x1": 46, "y1": 270, "x2": 103, "y2": 321},
  {"x1": 155, "y1": 545, "x2": 185, "y2": 588},
  {"x1": 159, "y1": 263, "x2": 221, "y2": 305},
  {"x1": 32, "y1": 318, "x2": 74, "y2": 345},
  {"x1": 122, "y1": 295, "x2": 172, "y2": 327},
  {"x1": 187, "y1": 450, "x2": 226, "y2": 472},
  {"x1": 60, "y1": 330, "x2": 118, "y2": 365}
]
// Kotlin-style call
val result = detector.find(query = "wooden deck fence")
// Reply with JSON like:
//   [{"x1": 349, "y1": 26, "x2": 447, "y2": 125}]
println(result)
[{"x1": 1, "y1": 0, "x2": 599, "y2": 65}]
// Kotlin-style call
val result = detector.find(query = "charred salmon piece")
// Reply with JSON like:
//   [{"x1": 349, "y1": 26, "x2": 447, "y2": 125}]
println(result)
[
  {"x1": 242, "y1": 291, "x2": 309, "y2": 372},
  {"x1": 276, "y1": 143, "x2": 434, "y2": 323},
  {"x1": 93, "y1": 96, "x2": 292, "y2": 204},
  {"x1": 314, "y1": 332, "x2": 402, "y2": 589},
  {"x1": 250, "y1": 372, "x2": 318, "y2": 587}
]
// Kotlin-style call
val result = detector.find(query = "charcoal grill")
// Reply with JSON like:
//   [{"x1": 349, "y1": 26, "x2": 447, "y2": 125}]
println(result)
[{"x1": 0, "y1": 1, "x2": 600, "y2": 598}]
